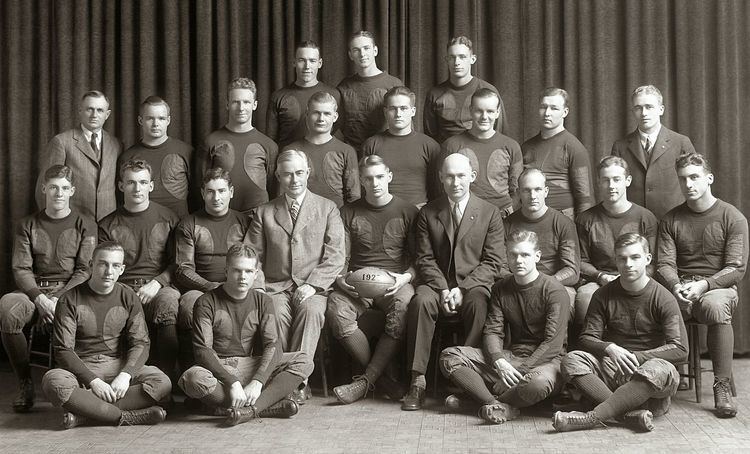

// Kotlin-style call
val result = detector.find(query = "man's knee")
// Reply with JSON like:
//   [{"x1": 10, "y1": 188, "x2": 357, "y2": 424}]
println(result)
[
  {"x1": 574, "y1": 283, "x2": 598, "y2": 323},
  {"x1": 148, "y1": 287, "x2": 180, "y2": 326},
  {"x1": 326, "y1": 291, "x2": 359, "y2": 340},
  {"x1": 177, "y1": 290, "x2": 203, "y2": 330},
  {"x1": 461, "y1": 287, "x2": 489, "y2": 320},
  {"x1": 515, "y1": 368, "x2": 560, "y2": 406},
  {"x1": 633, "y1": 358, "x2": 679, "y2": 397},
  {"x1": 41, "y1": 368, "x2": 79, "y2": 407},
  {"x1": 178, "y1": 366, "x2": 217, "y2": 399},
  {"x1": 297, "y1": 295, "x2": 326, "y2": 325},
  {"x1": 561, "y1": 350, "x2": 597, "y2": 381},
  {"x1": 382, "y1": 287, "x2": 412, "y2": 340},
  {"x1": 278, "y1": 351, "x2": 314, "y2": 379},
  {"x1": 136, "y1": 365, "x2": 173, "y2": 401},
  {"x1": 0, "y1": 292, "x2": 35, "y2": 334},
  {"x1": 693, "y1": 289, "x2": 738, "y2": 325},
  {"x1": 438, "y1": 346, "x2": 472, "y2": 377}
]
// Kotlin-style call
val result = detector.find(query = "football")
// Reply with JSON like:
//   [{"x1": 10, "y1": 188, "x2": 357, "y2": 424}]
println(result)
[{"x1": 346, "y1": 267, "x2": 396, "y2": 298}]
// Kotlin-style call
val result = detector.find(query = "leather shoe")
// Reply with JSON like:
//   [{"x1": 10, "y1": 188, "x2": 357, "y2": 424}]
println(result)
[
  {"x1": 291, "y1": 383, "x2": 312, "y2": 406},
  {"x1": 401, "y1": 385, "x2": 425, "y2": 411}
]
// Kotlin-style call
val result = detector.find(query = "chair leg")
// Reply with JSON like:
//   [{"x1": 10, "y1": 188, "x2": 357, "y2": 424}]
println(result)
[{"x1": 691, "y1": 327, "x2": 701, "y2": 404}]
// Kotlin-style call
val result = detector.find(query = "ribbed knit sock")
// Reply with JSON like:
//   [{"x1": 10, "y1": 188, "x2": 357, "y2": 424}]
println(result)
[
  {"x1": 593, "y1": 379, "x2": 654, "y2": 421},
  {"x1": 571, "y1": 373, "x2": 613, "y2": 404},
  {"x1": 364, "y1": 335, "x2": 400, "y2": 383},
  {"x1": 1, "y1": 332, "x2": 31, "y2": 381},
  {"x1": 707, "y1": 324, "x2": 734, "y2": 379},
  {"x1": 338, "y1": 329, "x2": 372, "y2": 368},
  {"x1": 448, "y1": 366, "x2": 496, "y2": 405},
  {"x1": 254, "y1": 371, "x2": 304, "y2": 412},
  {"x1": 115, "y1": 384, "x2": 158, "y2": 411},
  {"x1": 200, "y1": 384, "x2": 228, "y2": 407},
  {"x1": 63, "y1": 388, "x2": 122, "y2": 424}
]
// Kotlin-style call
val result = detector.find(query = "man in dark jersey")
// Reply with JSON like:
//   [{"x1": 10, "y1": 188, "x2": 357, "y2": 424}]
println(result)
[
  {"x1": 424, "y1": 36, "x2": 509, "y2": 143},
  {"x1": 267, "y1": 40, "x2": 341, "y2": 149},
  {"x1": 283, "y1": 92, "x2": 359, "y2": 207},
  {"x1": 41, "y1": 241, "x2": 171, "y2": 429},
  {"x1": 521, "y1": 87, "x2": 593, "y2": 218},
  {"x1": 504, "y1": 168, "x2": 580, "y2": 313},
  {"x1": 200, "y1": 78, "x2": 278, "y2": 214},
  {"x1": 328, "y1": 155, "x2": 418, "y2": 404},
  {"x1": 338, "y1": 30, "x2": 403, "y2": 151},
  {"x1": 575, "y1": 156, "x2": 657, "y2": 328},
  {"x1": 442, "y1": 88, "x2": 522, "y2": 217},
  {"x1": 175, "y1": 168, "x2": 250, "y2": 368},
  {"x1": 99, "y1": 159, "x2": 181, "y2": 382},
  {"x1": 179, "y1": 243, "x2": 312, "y2": 426},
  {"x1": 440, "y1": 230, "x2": 569, "y2": 424},
  {"x1": 118, "y1": 96, "x2": 193, "y2": 217},
  {"x1": 657, "y1": 153, "x2": 748, "y2": 418},
  {"x1": 554, "y1": 233, "x2": 687, "y2": 433},
  {"x1": 0, "y1": 165, "x2": 96, "y2": 412},
  {"x1": 361, "y1": 86, "x2": 441, "y2": 207},
  {"x1": 402, "y1": 153, "x2": 506, "y2": 411},
  {"x1": 245, "y1": 150, "x2": 345, "y2": 404}
]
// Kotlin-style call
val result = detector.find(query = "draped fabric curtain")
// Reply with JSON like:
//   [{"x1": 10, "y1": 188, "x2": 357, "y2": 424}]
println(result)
[{"x1": 1, "y1": 0, "x2": 749, "y2": 350}]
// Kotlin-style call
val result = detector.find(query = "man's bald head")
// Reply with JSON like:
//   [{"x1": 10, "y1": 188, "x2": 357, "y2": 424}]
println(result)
[{"x1": 440, "y1": 153, "x2": 476, "y2": 202}]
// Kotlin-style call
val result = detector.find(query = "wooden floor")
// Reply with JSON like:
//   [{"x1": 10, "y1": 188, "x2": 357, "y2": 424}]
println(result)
[{"x1": 1, "y1": 358, "x2": 750, "y2": 453}]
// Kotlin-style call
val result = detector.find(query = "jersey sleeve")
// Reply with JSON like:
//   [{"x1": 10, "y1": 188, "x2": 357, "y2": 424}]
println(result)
[
  {"x1": 52, "y1": 294, "x2": 97, "y2": 384},
  {"x1": 11, "y1": 218, "x2": 42, "y2": 300}
]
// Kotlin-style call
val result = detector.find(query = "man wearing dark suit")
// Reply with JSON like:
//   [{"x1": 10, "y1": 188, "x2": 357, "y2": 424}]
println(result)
[
  {"x1": 37, "y1": 90, "x2": 122, "y2": 221},
  {"x1": 402, "y1": 153, "x2": 506, "y2": 411},
  {"x1": 245, "y1": 149, "x2": 345, "y2": 404},
  {"x1": 610, "y1": 85, "x2": 696, "y2": 219}
]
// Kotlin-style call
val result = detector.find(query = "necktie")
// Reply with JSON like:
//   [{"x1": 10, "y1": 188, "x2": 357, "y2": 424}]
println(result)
[
  {"x1": 452, "y1": 202, "x2": 462, "y2": 229},
  {"x1": 290, "y1": 200, "x2": 300, "y2": 224},
  {"x1": 90, "y1": 132, "x2": 101, "y2": 160},
  {"x1": 643, "y1": 137, "x2": 651, "y2": 154}
]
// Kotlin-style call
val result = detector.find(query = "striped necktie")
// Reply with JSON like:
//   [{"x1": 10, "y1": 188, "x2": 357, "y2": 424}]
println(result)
[{"x1": 290, "y1": 200, "x2": 300, "y2": 224}]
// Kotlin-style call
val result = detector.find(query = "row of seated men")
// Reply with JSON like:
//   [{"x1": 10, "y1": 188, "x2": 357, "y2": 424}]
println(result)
[{"x1": 0, "y1": 144, "x2": 745, "y2": 432}]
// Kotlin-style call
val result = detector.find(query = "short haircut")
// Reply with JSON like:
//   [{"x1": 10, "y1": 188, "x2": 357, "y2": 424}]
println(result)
[
  {"x1": 139, "y1": 95, "x2": 170, "y2": 116},
  {"x1": 358, "y1": 154, "x2": 390, "y2": 173},
  {"x1": 43, "y1": 165, "x2": 74, "y2": 185},
  {"x1": 296, "y1": 40, "x2": 320, "y2": 53},
  {"x1": 80, "y1": 90, "x2": 110, "y2": 107},
  {"x1": 119, "y1": 159, "x2": 153, "y2": 181},
  {"x1": 307, "y1": 91, "x2": 338, "y2": 111},
  {"x1": 506, "y1": 229, "x2": 540, "y2": 251},
  {"x1": 227, "y1": 77, "x2": 257, "y2": 98},
  {"x1": 349, "y1": 30, "x2": 376, "y2": 47},
  {"x1": 598, "y1": 155, "x2": 630, "y2": 176},
  {"x1": 202, "y1": 167, "x2": 232, "y2": 188},
  {"x1": 518, "y1": 167, "x2": 547, "y2": 186},
  {"x1": 471, "y1": 88, "x2": 500, "y2": 109},
  {"x1": 447, "y1": 35, "x2": 473, "y2": 53},
  {"x1": 675, "y1": 152, "x2": 712, "y2": 174},
  {"x1": 539, "y1": 87, "x2": 569, "y2": 107},
  {"x1": 384, "y1": 86, "x2": 416, "y2": 106},
  {"x1": 614, "y1": 232, "x2": 650, "y2": 255},
  {"x1": 276, "y1": 149, "x2": 310, "y2": 169},
  {"x1": 632, "y1": 85, "x2": 663, "y2": 106},
  {"x1": 226, "y1": 243, "x2": 258, "y2": 263},
  {"x1": 92, "y1": 240, "x2": 125, "y2": 259}
]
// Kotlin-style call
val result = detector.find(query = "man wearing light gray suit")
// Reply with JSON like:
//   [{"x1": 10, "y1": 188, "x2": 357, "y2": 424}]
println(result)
[
  {"x1": 244, "y1": 149, "x2": 345, "y2": 404},
  {"x1": 36, "y1": 91, "x2": 122, "y2": 221},
  {"x1": 610, "y1": 85, "x2": 696, "y2": 219}
]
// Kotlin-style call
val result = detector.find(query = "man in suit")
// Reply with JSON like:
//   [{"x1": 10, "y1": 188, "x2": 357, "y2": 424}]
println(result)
[
  {"x1": 611, "y1": 85, "x2": 696, "y2": 219},
  {"x1": 402, "y1": 153, "x2": 506, "y2": 411},
  {"x1": 37, "y1": 90, "x2": 122, "y2": 221},
  {"x1": 245, "y1": 149, "x2": 345, "y2": 404}
]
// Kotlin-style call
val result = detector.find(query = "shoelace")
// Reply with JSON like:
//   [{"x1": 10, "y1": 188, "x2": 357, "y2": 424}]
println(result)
[
  {"x1": 351, "y1": 375, "x2": 375, "y2": 399},
  {"x1": 714, "y1": 379, "x2": 731, "y2": 400},
  {"x1": 566, "y1": 412, "x2": 607, "y2": 428}
]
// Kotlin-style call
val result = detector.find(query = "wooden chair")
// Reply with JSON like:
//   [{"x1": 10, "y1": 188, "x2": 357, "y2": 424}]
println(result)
[{"x1": 680, "y1": 320, "x2": 736, "y2": 403}]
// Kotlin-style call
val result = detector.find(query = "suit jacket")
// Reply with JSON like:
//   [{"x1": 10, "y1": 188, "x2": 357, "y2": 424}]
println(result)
[
  {"x1": 415, "y1": 193, "x2": 506, "y2": 292},
  {"x1": 611, "y1": 126, "x2": 695, "y2": 219},
  {"x1": 36, "y1": 127, "x2": 122, "y2": 221},
  {"x1": 245, "y1": 191, "x2": 345, "y2": 294}
]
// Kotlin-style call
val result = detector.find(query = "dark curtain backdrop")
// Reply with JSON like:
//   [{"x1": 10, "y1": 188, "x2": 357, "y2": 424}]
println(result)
[{"x1": 1, "y1": 0, "x2": 749, "y2": 350}]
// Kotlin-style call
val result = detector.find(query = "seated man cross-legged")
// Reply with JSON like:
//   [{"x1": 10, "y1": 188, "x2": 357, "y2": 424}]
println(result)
[
  {"x1": 41, "y1": 241, "x2": 172, "y2": 429},
  {"x1": 440, "y1": 230, "x2": 569, "y2": 424},
  {"x1": 179, "y1": 243, "x2": 312, "y2": 426},
  {"x1": 553, "y1": 233, "x2": 687, "y2": 433}
]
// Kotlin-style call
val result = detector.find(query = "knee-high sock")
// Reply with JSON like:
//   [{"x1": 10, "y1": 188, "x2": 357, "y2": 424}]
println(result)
[
  {"x1": 156, "y1": 325, "x2": 179, "y2": 379},
  {"x1": 707, "y1": 324, "x2": 734, "y2": 379},
  {"x1": 593, "y1": 379, "x2": 654, "y2": 421},
  {"x1": 571, "y1": 374, "x2": 613, "y2": 404},
  {"x1": 338, "y1": 329, "x2": 372, "y2": 368},
  {"x1": 448, "y1": 366, "x2": 496, "y2": 405},
  {"x1": 1, "y1": 332, "x2": 30, "y2": 381},
  {"x1": 199, "y1": 384, "x2": 228, "y2": 408},
  {"x1": 364, "y1": 335, "x2": 400, "y2": 383},
  {"x1": 254, "y1": 371, "x2": 304, "y2": 412},
  {"x1": 114, "y1": 384, "x2": 158, "y2": 411},
  {"x1": 63, "y1": 388, "x2": 122, "y2": 423}
]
